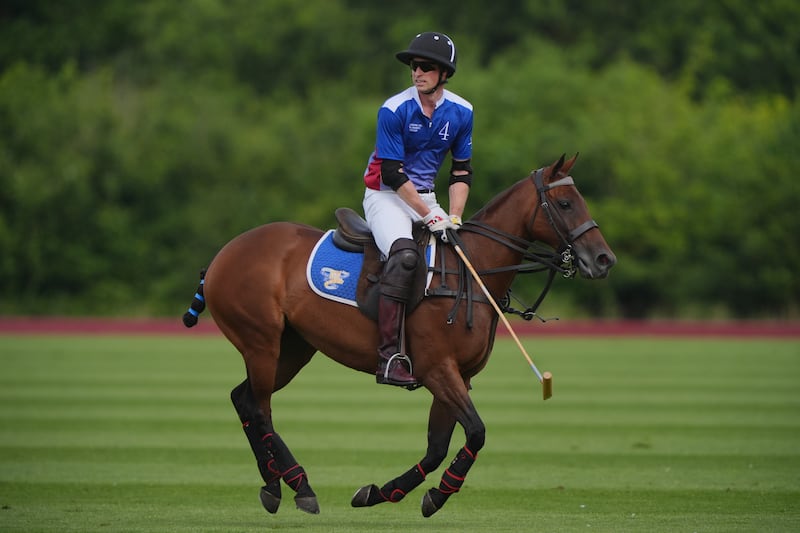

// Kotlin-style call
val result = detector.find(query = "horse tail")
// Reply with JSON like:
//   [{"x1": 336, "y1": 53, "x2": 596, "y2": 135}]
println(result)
[{"x1": 182, "y1": 268, "x2": 207, "y2": 328}]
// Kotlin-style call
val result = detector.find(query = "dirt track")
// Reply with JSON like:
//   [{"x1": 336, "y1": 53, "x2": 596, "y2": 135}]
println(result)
[{"x1": 1, "y1": 317, "x2": 798, "y2": 338}]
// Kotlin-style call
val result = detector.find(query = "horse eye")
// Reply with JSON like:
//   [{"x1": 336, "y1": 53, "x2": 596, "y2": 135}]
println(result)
[{"x1": 558, "y1": 200, "x2": 571, "y2": 210}]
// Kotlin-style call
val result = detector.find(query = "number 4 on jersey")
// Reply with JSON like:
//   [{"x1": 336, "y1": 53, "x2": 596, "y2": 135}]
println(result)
[{"x1": 438, "y1": 121, "x2": 450, "y2": 141}]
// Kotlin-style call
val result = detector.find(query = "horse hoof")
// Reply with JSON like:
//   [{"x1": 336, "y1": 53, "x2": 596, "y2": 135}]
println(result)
[
  {"x1": 259, "y1": 486, "x2": 281, "y2": 514},
  {"x1": 295, "y1": 495, "x2": 320, "y2": 515},
  {"x1": 421, "y1": 489, "x2": 440, "y2": 518},
  {"x1": 351, "y1": 484, "x2": 379, "y2": 507}
]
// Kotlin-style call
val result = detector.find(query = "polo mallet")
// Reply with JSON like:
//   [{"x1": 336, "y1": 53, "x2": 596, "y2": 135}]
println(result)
[{"x1": 450, "y1": 237, "x2": 553, "y2": 400}]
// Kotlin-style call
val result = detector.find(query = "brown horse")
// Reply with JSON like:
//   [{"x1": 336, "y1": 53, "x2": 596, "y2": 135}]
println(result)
[{"x1": 183, "y1": 154, "x2": 615, "y2": 517}]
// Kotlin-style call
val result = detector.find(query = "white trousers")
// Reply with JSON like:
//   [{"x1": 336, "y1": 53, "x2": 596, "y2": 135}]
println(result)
[{"x1": 363, "y1": 189, "x2": 440, "y2": 258}]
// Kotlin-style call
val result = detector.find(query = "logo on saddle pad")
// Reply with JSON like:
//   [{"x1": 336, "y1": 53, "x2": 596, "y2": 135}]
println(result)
[
  {"x1": 320, "y1": 267, "x2": 350, "y2": 290},
  {"x1": 306, "y1": 230, "x2": 434, "y2": 307}
]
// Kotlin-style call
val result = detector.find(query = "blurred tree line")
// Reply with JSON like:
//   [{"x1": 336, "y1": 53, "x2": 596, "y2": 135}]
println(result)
[{"x1": 1, "y1": 0, "x2": 798, "y2": 318}]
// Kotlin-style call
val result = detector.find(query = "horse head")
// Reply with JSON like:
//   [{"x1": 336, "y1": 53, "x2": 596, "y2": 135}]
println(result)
[
  {"x1": 467, "y1": 153, "x2": 615, "y2": 281},
  {"x1": 528, "y1": 153, "x2": 616, "y2": 279}
]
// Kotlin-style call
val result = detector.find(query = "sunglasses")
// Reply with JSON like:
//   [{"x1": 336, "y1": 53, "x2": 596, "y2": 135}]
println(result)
[{"x1": 410, "y1": 60, "x2": 439, "y2": 73}]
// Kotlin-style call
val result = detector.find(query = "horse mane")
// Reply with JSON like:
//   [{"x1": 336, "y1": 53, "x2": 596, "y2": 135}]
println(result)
[{"x1": 468, "y1": 177, "x2": 533, "y2": 224}]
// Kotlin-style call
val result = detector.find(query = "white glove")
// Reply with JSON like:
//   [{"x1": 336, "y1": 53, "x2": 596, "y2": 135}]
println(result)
[{"x1": 423, "y1": 208, "x2": 461, "y2": 242}]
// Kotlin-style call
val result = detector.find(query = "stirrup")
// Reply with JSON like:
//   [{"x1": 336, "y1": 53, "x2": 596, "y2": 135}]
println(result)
[{"x1": 382, "y1": 353, "x2": 413, "y2": 380}]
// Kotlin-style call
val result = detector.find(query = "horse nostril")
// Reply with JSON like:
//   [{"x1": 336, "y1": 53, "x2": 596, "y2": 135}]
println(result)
[{"x1": 596, "y1": 253, "x2": 616, "y2": 268}]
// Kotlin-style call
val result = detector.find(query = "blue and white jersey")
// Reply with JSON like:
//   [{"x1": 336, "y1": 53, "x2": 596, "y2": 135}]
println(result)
[{"x1": 363, "y1": 87, "x2": 473, "y2": 192}]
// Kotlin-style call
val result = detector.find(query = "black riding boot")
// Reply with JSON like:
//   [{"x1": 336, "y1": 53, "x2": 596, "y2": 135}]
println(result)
[{"x1": 375, "y1": 238, "x2": 419, "y2": 388}]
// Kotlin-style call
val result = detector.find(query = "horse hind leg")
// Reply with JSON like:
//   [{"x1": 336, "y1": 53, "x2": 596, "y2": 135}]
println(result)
[
  {"x1": 231, "y1": 375, "x2": 320, "y2": 515},
  {"x1": 264, "y1": 430, "x2": 319, "y2": 514},
  {"x1": 231, "y1": 380, "x2": 282, "y2": 513},
  {"x1": 262, "y1": 327, "x2": 318, "y2": 512}
]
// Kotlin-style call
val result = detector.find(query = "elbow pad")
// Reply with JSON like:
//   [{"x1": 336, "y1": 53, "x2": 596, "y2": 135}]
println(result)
[
  {"x1": 449, "y1": 159, "x2": 473, "y2": 187},
  {"x1": 381, "y1": 159, "x2": 408, "y2": 191}
]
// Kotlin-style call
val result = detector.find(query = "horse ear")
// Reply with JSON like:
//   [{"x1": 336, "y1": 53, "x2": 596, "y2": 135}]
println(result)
[
  {"x1": 560, "y1": 152, "x2": 579, "y2": 175},
  {"x1": 551, "y1": 153, "x2": 567, "y2": 176}
]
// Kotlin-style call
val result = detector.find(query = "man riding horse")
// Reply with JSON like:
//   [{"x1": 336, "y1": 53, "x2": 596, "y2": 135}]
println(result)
[
  {"x1": 181, "y1": 30, "x2": 616, "y2": 519},
  {"x1": 362, "y1": 31, "x2": 474, "y2": 387}
]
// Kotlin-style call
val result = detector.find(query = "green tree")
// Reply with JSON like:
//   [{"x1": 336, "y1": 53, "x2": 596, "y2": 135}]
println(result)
[{"x1": 1, "y1": 0, "x2": 797, "y2": 317}]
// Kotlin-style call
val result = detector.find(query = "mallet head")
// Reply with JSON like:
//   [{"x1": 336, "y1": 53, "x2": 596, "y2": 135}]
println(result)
[{"x1": 542, "y1": 371, "x2": 553, "y2": 400}]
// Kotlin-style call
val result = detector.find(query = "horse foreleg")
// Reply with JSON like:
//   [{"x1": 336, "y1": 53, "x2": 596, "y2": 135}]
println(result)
[
  {"x1": 420, "y1": 381, "x2": 485, "y2": 517},
  {"x1": 351, "y1": 397, "x2": 457, "y2": 507},
  {"x1": 231, "y1": 378, "x2": 320, "y2": 515}
]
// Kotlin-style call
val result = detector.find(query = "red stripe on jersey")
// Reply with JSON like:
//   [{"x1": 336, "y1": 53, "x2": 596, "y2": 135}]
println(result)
[{"x1": 364, "y1": 151, "x2": 383, "y2": 190}]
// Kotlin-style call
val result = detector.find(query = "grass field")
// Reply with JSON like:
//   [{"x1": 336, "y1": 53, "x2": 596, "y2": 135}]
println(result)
[{"x1": 1, "y1": 333, "x2": 798, "y2": 532}]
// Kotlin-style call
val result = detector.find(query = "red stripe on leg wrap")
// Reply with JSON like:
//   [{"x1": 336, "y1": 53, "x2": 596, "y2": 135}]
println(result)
[
  {"x1": 282, "y1": 465, "x2": 306, "y2": 490},
  {"x1": 388, "y1": 488, "x2": 406, "y2": 502},
  {"x1": 439, "y1": 468, "x2": 466, "y2": 494}
]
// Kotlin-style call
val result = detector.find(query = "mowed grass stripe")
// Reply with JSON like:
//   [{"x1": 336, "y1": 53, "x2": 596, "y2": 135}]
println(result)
[
  {"x1": 3, "y1": 483, "x2": 797, "y2": 533},
  {"x1": 1, "y1": 334, "x2": 798, "y2": 532}
]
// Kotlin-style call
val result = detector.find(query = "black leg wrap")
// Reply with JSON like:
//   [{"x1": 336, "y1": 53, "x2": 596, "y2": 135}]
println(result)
[
  {"x1": 260, "y1": 432, "x2": 319, "y2": 514},
  {"x1": 231, "y1": 382, "x2": 280, "y2": 486},
  {"x1": 230, "y1": 380, "x2": 319, "y2": 514},
  {"x1": 380, "y1": 463, "x2": 427, "y2": 503},
  {"x1": 262, "y1": 432, "x2": 316, "y2": 499},
  {"x1": 422, "y1": 446, "x2": 477, "y2": 517},
  {"x1": 247, "y1": 422, "x2": 283, "y2": 486},
  {"x1": 352, "y1": 463, "x2": 426, "y2": 507}
]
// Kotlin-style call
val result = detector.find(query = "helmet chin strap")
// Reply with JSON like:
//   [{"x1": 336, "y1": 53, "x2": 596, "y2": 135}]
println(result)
[{"x1": 420, "y1": 72, "x2": 448, "y2": 95}]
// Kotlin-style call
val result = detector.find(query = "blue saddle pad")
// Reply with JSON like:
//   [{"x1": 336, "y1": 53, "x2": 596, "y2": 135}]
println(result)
[{"x1": 306, "y1": 230, "x2": 435, "y2": 307}]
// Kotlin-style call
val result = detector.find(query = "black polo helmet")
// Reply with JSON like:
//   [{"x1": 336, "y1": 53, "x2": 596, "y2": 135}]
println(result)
[{"x1": 396, "y1": 32, "x2": 457, "y2": 77}]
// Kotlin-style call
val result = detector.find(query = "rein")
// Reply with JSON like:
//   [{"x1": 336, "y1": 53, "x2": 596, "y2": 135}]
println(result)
[{"x1": 452, "y1": 222, "x2": 561, "y2": 323}]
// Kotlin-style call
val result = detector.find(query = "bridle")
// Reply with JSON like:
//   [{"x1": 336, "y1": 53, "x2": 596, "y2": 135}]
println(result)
[{"x1": 528, "y1": 167, "x2": 599, "y2": 277}]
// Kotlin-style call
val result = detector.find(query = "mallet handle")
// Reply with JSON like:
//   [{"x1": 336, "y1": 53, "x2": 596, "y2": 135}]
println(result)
[{"x1": 451, "y1": 241, "x2": 552, "y2": 400}]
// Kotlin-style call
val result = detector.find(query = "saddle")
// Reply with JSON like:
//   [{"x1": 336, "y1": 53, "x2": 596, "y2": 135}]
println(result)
[{"x1": 332, "y1": 208, "x2": 432, "y2": 321}]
